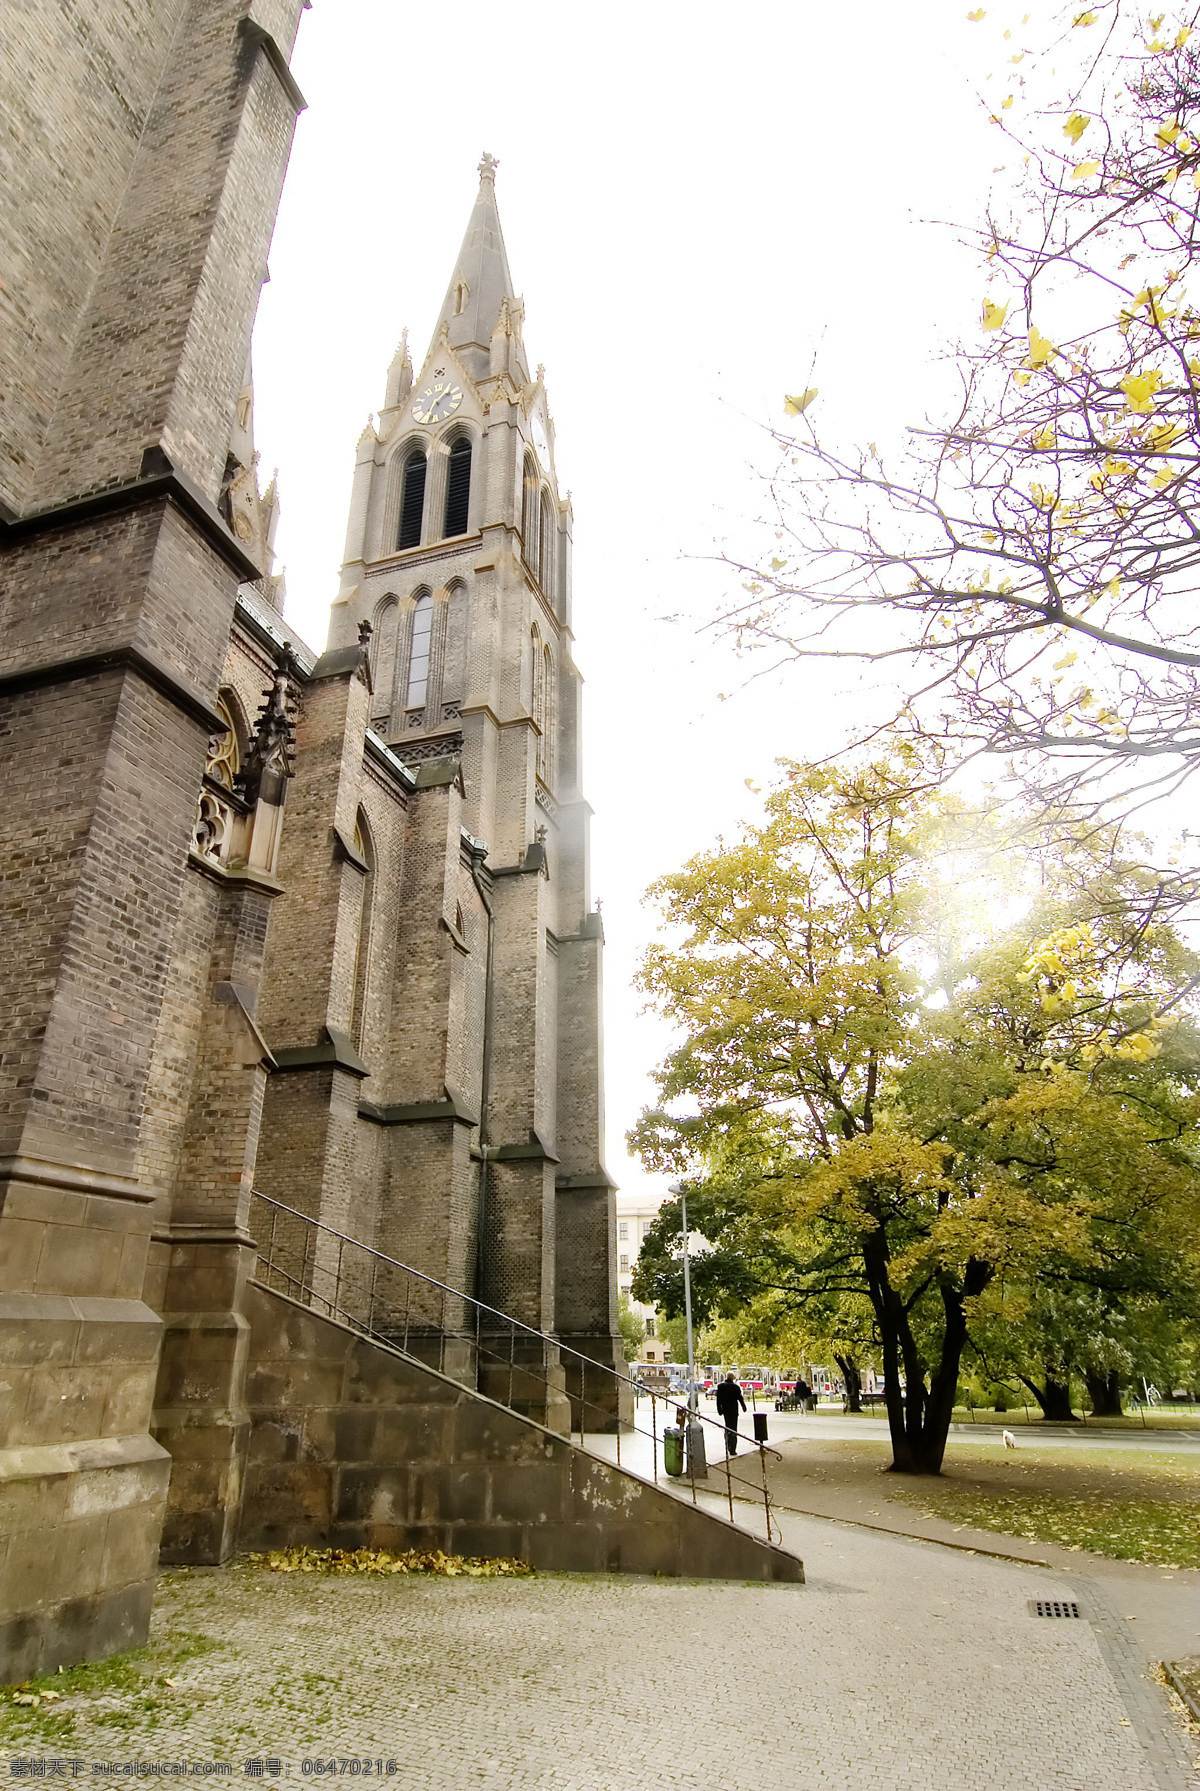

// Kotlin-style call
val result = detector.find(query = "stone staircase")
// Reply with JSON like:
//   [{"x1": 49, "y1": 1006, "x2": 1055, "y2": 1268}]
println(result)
[{"x1": 236, "y1": 1277, "x2": 804, "y2": 1582}]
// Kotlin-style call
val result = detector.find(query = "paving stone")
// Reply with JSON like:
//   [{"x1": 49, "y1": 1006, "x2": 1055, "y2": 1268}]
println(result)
[{"x1": 9, "y1": 1516, "x2": 1192, "y2": 1789}]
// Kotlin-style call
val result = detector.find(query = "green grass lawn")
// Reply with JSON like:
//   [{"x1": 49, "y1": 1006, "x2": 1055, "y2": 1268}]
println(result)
[{"x1": 769, "y1": 1434, "x2": 1200, "y2": 1568}]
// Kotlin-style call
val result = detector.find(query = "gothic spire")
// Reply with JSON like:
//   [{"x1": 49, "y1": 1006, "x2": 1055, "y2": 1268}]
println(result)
[{"x1": 429, "y1": 153, "x2": 528, "y2": 384}]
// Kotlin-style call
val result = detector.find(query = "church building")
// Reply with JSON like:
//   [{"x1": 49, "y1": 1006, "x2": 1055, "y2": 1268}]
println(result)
[{"x1": 0, "y1": 5, "x2": 798, "y2": 1684}]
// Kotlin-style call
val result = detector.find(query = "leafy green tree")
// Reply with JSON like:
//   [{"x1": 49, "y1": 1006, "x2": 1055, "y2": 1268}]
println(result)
[
  {"x1": 630, "y1": 751, "x2": 1200, "y2": 1473},
  {"x1": 616, "y1": 1293, "x2": 646, "y2": 1365}
]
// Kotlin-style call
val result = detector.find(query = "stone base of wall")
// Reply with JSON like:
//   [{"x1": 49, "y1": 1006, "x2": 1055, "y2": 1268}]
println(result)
[
  {"x1": 0, "y1": 1431, "x2": 169, "y2": 1680},
  {"x1": 0, "y1": 1578, "x2": 156, "y2": 1687},
  {"x1": 559, "y1": 1331, "x2": 634, "y2": 1434},
  {"x1": 241, "y1": 1281, "x2": 802, "y2": 1583}
]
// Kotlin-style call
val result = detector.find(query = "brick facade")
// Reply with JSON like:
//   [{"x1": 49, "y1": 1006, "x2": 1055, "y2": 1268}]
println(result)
[{"x1": 1, "y1": 35, "x2": 627, "y2": 1681}]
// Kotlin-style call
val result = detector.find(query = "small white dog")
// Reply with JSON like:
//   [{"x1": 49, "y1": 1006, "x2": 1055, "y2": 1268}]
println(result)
[{"x1": 1002, "y1": 1429, "x2": 1017, "y2": 1450}]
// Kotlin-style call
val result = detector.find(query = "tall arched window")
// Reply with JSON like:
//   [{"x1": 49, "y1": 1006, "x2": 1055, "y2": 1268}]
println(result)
[
  {"x1": 406, "y1": 592, "x2": 433, "y2": 709},
  {"x1": 542, "y1": 645, "x2": 555, "y2": 785},
  {"x1": 350, "y1": 808, "x2": 375, "y2": 1051},
  {"x1": 398, "y1": 450, "x2": 426, "y2": 549},
  {"x1": 538, "y1": 489, "x2": 555, "y2": 600},
  {"x1": 443, "y1": 437, "x2": 472, "y2": 538},
  {"x1": 531, "y1": 626, "x2": 546, "y2": 780},
  {"x1": 371, "y1": 597, "x2": 399, "y2": 725},
  {"x1": 521, "y1": 454, "x2": 538, "y2": 566}
]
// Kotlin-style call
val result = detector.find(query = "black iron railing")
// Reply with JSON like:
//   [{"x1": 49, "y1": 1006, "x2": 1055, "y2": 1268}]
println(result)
[{"x1": 249, "y1": 1189, "x2": 783, "y2": 1543}]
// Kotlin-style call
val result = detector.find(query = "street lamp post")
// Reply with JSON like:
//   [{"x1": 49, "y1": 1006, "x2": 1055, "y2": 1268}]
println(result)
[{"x1": 669, "y1": 1181, "x2": 706, "y2": 1480}]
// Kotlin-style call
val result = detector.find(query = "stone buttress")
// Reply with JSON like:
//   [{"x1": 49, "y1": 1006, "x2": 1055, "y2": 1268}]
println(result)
[{"x1": 0, "y1": 1, "x2": 307, "y2": 1675}]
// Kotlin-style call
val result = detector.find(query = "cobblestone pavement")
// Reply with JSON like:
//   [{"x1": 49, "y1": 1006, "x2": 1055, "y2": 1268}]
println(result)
[{"x1": 5, "y1": 1513, "x2": 1196, "y2": 1791}]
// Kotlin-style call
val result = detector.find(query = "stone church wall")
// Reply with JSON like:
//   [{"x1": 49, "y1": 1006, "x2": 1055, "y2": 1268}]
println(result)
[{"x1": 241, "y1": 1279, "x2": 803, "y2": 1583}]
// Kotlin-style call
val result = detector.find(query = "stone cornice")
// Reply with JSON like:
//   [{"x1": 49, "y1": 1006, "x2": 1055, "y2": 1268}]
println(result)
[
  {"x1": 0, "y1": 1153, "x2": 155, "y2": 1205},
  {"x1": 0, "y1": 461, "x2": 265, "y2": 585},
  {"x1": 0, "y1": 638, "x2": 227, "y2": 734}
]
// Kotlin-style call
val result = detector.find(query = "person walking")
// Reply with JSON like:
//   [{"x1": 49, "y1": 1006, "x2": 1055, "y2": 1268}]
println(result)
[{"x1": 715, "y1": 1373, "x2": 747, "y2": 1455}]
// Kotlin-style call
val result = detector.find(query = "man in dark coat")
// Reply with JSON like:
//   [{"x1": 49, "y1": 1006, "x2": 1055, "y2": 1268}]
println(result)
[{"x1": 714, "y1": 1374, "x2": 747, "y2": 1455}]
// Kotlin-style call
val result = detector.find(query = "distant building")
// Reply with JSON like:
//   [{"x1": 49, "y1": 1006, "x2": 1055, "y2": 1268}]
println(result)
[{"x1": 615, "y1": 1189, "x2": 667, "y2": 1342}]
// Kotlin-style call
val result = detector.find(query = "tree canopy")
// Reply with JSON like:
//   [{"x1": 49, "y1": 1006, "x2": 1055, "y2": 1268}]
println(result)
[
  {"x1": 719, "y1": 3, "x2": 1200, "y2": 828},
  {"x1": 630, "y1": 751, "x2": 1200, "y2": 1471}
]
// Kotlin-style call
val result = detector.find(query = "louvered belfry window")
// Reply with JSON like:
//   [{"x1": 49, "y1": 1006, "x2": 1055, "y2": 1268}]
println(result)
[
  {"x1": 444, "y1": 438, "x2": 472, "y2": 538},
  {"x1": 398, "y1": 452, "x2": 426, "y2": 549}
]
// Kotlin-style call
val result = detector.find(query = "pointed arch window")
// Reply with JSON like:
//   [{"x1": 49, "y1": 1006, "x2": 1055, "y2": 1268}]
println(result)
[
  {"x1": 541, "y1": 645, "x2": 555, "y2": 785},
  {"x1": 531, "y1": 627, "x2": 548, "y2": 781},
  {"x1": 398, "y1": 450, "x2": 427, "y2": 549},
  {"x1": 538, "y1": 489, "x2": 555, "y2": 600},
  {"x1": 521, "y1": 454, "x2": 538, "y2": 565},
  {"x1": 407, "y1": 593, "x2": 433, "y2": 708},
  {"x1": 371, "y1": 597, "x2": 400, "y2": 725},
  {"x1": 444, "y1": 437, "x2": 472, "y2": 538},
  {"x1": 350, "y1": 807, "x2": 375, "y2": 1051},
  {"x1": 454, "y1": 281, "x2": 469, "y2": 316}
]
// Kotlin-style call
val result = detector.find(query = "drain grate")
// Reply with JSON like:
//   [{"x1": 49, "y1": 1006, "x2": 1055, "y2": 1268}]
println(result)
[{"x1": 1028, "y1": 1598, "x2": 1081, "y2": 1619}]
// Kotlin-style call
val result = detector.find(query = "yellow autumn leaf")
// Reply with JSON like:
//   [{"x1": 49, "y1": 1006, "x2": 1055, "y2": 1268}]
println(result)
[
  {"x1": 1121, "y1": 369, "x2": 1162, "y2": 412},
  {"x1": 1148, "y1": 13, "x2": 1165, "y2": 32},
  {"x1": 1026, "y1": 326, "x2": 1056, "y2": 367},
  {"x1": 1073, "y1": 8, "x2": 1097, "y2": 20},
  {"x1": 784, "y1": 388, "x2": 818, "y2": 416},
  {"x1": 1032, "y1": 426, "x2": 1056, "y2": 450},
  {"x1": 1072, "y1": 159, "x2": 1101, "y2": 180},
  {"x1": 982, "y1": 529, "x2": 998, "y2": 543},
  {"x1": 1177, "y1": 27, "x2": 1193, "y2": 48},
  {"x1": 1152, "y1": 467, "x2": 1175, "y2": 488},
  {"x1": 967, "y1": 7, "x2": 985, "y2": 17},
  {"x1": 1053, "y1": 651, "x2": 1078, "y2": 669},
  {"x1": 1064, "y1": 113, "x2": 1090, "y2": 145},
  {"x1": 1014, "y1": 370, "x2": 1032, "y2": 387},
  {"x1": 1155, "y1": 122, "x2": 1180, "y2": 148},
  {"x1": 1146, "y1": 421, "x2": 1183, "y2": 452},
  {"x1": 982, "y1": 299, "x2": 1008, "y2": 330},
  {"x1": 1002, "y1": 94, "x2": 1014, "y2": 109}
]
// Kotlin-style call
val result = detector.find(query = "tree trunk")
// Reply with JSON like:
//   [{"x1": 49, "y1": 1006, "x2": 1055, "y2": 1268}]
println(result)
[
  {"x1": 835, "y1": 1354, "x2": 864, "y2": 1412},
  {"x1": 864, "y1": 1234, "x2": 985, "y2": 1476},
  {"x1": 1084, "y1": 1368, "x2": 1122, "y2": 1418},
  {"x1": 1022, "y1": 1372, "x2": 1078, "y2": 1422}
]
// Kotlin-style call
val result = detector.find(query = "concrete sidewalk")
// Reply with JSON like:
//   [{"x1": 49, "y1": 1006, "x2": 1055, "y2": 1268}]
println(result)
[{"x1": 3, "y1": 1522, "x2": 1194, "y2": 1790}]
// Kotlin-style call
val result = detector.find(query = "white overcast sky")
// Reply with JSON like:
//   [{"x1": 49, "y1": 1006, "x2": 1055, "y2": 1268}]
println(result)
[{"x1": 252, "y1": 0, "x2": 1039, "y2": 1209}]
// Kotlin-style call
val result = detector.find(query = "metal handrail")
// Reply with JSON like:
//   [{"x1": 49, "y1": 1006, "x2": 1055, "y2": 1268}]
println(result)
[{"x1": 249, "y1": 1189, "x2": 783, "y2": 1544}]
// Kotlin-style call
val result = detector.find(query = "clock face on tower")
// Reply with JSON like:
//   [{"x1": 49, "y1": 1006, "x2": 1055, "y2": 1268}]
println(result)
[
  {"x1": 411, "y1": 379, "x2": 464, "y2": 426},
  {"x1": 531, "y1": 411, "x2": 551, "y2": 466}
]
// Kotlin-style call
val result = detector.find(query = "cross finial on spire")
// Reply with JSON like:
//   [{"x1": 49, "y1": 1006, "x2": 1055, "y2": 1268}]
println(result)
[{"x1": 478, "y1": 150, "x2": 498, "y2": 183}]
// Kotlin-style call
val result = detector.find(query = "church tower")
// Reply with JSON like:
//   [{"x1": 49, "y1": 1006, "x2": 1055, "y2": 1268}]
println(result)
[{"x1": 315, "y1": 153, "x2": 625, "y2": 1421}]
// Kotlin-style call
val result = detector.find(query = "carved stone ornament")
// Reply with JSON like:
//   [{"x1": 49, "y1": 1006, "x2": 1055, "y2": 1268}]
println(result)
[
  {"x1": 237, "y1": 649, "x2": 298, "y2": 807},
  {"x1": 192, "y1": 789, "x2": 230, "y2": 862}
]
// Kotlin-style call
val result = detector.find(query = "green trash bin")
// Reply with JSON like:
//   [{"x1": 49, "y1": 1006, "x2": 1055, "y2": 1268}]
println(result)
[{"x1": 663, "y1": 1427, "x2": 685, "y2": 1476}]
